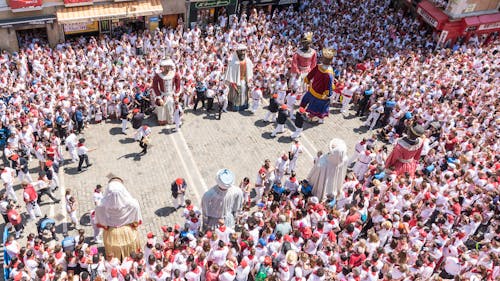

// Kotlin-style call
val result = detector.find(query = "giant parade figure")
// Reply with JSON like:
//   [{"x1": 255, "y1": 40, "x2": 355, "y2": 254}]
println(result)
[
  {"x1": 308, "y1": 138, "x2": 349, "y2": 200},
  {"x1": 291, "y1": 32, "x2": 317, "y2": 97},
  {"x1": 152, "y1": 59, "x2": 181, "y2": 125},
  {"x1": 95, "y1": 177, "x2": 142, "y2": 260},
  {"x1": 299, "y1": 48, "x2": 336, "y2": 123},
  {"x1": 385, "y1": 125, "x2": 424, "y2": 178},
  {"x1": 201, "y1": 169, "x2": 243, "y2": 231},
  {"x1": 224, "y1": 45, "x2": 254, "y2": 111}
]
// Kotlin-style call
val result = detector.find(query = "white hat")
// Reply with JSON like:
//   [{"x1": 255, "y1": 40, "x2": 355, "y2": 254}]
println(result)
[
  {"x1": 216, "y1": 169, "x2": 235, "y2": 190},
  {"x1": 160, "y1": 59, "x2": 174, "y2": 67},
  {"x1": 237, "y1": 44, "x2": 247, "y2": 51}
]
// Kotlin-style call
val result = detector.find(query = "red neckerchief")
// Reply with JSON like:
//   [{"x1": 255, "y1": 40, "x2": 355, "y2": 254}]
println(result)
[{"x1": 219, "y1": 226, "x2": 226, "y2": 232}]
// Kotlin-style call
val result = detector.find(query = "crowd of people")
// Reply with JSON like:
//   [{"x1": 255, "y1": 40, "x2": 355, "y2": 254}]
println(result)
[{"x1": 1, "y1": 0, "x2": 499, "y2": 280}]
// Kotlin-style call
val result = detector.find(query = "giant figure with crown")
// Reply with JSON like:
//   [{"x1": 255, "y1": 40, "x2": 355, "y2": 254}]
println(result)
[
  {"x1": 299, "y1": 48, "x2": 336, "y2": 124},
  {"x1": 291, "y1": 32, "x2": 317, "y2": 96}
]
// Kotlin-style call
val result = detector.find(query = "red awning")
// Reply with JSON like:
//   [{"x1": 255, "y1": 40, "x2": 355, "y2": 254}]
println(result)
[
  {"x1": 463, "y1": 16, "x2": 480, "y2": 26},
  {"x1": 417, "y1": 0, "x2": 449, "y2": 30},
  {"x1": 477, "y1": 13, "x2": 500, "y2": 32}
]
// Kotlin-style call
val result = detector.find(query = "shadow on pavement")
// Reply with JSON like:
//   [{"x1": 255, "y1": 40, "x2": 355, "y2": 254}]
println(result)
[
  {"x1": 155, "y1": 206, "x2": 177, "y2": 217},
  {"x1": 117, "y1": 152, "x2": 143, "y2": 161},
  {"x1": 277, "y1": 135, "x2": 293, "y2": 143},
  {"x1": 119, "y1": 138, "x2": 136, "y2": 144},
  {"x1": 109, "y1": 127, "x2": 124, "y2": 135},
  {"x1": 158, "y1": 128, "x2": 176, "y2": 135},
  {"x1": 254, "y1": 120, "x2": 271, "y2": 128},
  {"x1": 353, "y1": 126, "x2": 369, "y2": 134}
]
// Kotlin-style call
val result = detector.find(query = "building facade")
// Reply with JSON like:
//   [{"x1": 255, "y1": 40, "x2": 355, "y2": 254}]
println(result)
[
  {"x1": 409, "y1": 0, "x2": 500, "y2": 46},
  {"x1": 0, "y1": 0, "x2": 186, "y2": 52}
]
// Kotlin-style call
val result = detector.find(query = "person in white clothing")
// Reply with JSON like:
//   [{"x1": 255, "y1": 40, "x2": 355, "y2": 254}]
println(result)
[
  {"x1": 353, "y1": 149, "x2": 374, "y2": 181},
  {"x1": 65, "y1": 132, "x2": 79, "y2": 163},
  {"x1": 286, "y1": 92, "x2": 298, "y2": 119},
  {"x1": 288, "y1": 140, "x2": 303, "y2": 173},
  {"x1": 341, "y1": 82, "x2": 358, "y2": 114},
  {"x1": 250, "y1": 87, "x2": 263, "y2": 113},
  {"x1": 1, "y1": 165, "x2": 17, "y2": 202},
  {"x1": 173, "y1": 101, "x2": 183, "y2": 132},
  {"x1": 348, "y1": 138, "x2": 367, "y2": 165},
  {"x1": 274, "y1": 153, "x2": 290, "y2": 183},
  {"x1": 364, "y1": 100, "x2": 384, "y2": 131}
]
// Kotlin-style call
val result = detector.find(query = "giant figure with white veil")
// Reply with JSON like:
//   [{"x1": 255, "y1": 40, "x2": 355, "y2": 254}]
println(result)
[
  {"x1": 95, "y1": 177, "x2": 142, "y2": 260},
  {"x1": 308, "y1": 138, "x2": 349, "y2": 200}
]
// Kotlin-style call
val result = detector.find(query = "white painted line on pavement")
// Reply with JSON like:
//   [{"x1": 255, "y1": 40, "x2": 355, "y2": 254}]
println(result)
[
  {"x1": 58, "y1": 163, "x2": 68, "y2": 234},
  {"x1": 165, "y1": 130, "x2": 206, "y2": 203}
]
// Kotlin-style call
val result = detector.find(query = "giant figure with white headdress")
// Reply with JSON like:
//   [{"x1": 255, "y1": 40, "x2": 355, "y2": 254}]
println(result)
[
  {"x1": 95, "y1": 177, "x2": 142, "y2": 260},
  {"x1": 152, "y1": 59, "x2": 181, "y2": 125},
  {"x1": 308, "y1": 138, "x2": 349, "y2": 200},
  {"x1": 201, "y1": 169, "x2": 243, "y2": 231},
  {"x1": 224, "y1": 45, "x2": 254, "y2": 111}
]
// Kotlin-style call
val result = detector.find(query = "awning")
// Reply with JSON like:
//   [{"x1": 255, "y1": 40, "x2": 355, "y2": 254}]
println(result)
[
  {"x1": 478, "y1": 13, "x2": 500, "y2": 31},
  {"x1": 57, "y1": 0, "x2": 163, "y2": 24},
  {"x1": 417, "y1": 0, "x2": 449, "y2": 30},
  {"x1": 0, "y1": 15, "x2": 56, "y2": 27}
]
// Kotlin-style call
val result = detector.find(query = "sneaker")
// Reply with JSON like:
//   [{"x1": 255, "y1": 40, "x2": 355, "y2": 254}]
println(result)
[{"x1": 86, "y1": 164, "x2": 93, "y2": 168}]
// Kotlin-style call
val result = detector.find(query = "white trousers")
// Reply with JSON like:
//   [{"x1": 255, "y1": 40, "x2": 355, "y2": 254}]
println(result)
[
  {"x1": 5, "y1": 183, "x2": 17, "y2": 202},
  {"x1": 365, "y1": 113, "x2": 380, "y2": 130},
  {"x1": 68, "y1": 147, "x2": 78, "y2": 162},
  {"x1": 291, "y1": 127, "x2": 303, "y2": 139},
  {"x1": 175, "y1": 193, "x2": 185, "y2": 208},
  {"x1": 121, "y1": 118, "x2": 128, "y2": 133},
  {"x1": 254, "y1": 186, "x2": 264, "y2": 203},
  {"x1": 263, "y1": 111, "x2": 277, "y2": 122},
  {"x1": 251, "y1": 100, "x2": 260, "y2": 113},
  {"x1": 271, "y1": 124, "x2": 285, "y2": 136},
  {"x1": 289, "y1": 158, "x2": 298, "y2": 173},
  {"x1": 341, "y1": 96, "x2": 352, "y2": 113},
  {"x1": 27, "y1": 201, "x2": 42, "y2": 220},
  {"x1": 18, "y1": 171, "x2": 33, "y2": 183},
  {"x1": 348, "y1": 152, "x2": 360, "y2": 165}
]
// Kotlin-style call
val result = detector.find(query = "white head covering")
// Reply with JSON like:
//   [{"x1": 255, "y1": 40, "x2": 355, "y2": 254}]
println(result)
[
  {"x1": 215, "y1": 169, "x2": 235, "y2": 190},
  {"x1": 160, "y1": 59, "x2": 175, "y2": 67},
  {"x1": 95, "y1": 178, "x2": 142, "y2": 227}
]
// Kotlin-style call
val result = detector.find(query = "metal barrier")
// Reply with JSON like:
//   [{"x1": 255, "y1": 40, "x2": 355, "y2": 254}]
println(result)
[{"x1": 3, "y1": 226, "x2": 10, "y2": 280}]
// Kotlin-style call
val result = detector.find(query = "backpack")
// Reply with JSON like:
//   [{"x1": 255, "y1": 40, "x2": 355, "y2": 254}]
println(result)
[{"x1": 254, "y1": 265, "x2": 268, "y2": 281}]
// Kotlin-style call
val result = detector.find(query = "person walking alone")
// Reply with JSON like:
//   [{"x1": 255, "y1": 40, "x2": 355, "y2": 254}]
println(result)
[
  {"x1": 271, "y1": 104, "x2": 289, "y2": 137},
  {"x1": 77, "y1": 138, "x2": 94, "y2": 172},
  {"x1": 171, "y1": 178, "x2": 187, "y2": 209},
  {"x1": 120, "y1": 98, "x2": 130, "y2": 134}
]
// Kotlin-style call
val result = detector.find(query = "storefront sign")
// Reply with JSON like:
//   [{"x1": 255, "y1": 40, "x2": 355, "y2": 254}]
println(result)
[
  {"x1": 194, "y1": 0, "x2": 235, "y2": 9},
  {"x1": 437, "y1": 30, "x2": 448, "y2": 46},
  {"x1": 149, "y1": 16, "x2": 159, "y2": 32},
  {"x1": 478, "y1": 22, "x2": 500, "y2": 31},
  {"x1": 64, "y1": 0, "x2": 93, "y2": 7},
  {"x1": 8, "y1": 0, "x2": 42, "y2": 11},
  {"x1": 417, "y1": 6, "x2": 438, "y2": 28},
  {"x1": 64, "y1": 21, "x2": 99, "y2": 34}
]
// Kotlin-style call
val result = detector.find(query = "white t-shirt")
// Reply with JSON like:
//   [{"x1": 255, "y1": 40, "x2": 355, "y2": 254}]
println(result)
[{"x1": 77, "y1": 146, "x2": 89, "y2": 156}]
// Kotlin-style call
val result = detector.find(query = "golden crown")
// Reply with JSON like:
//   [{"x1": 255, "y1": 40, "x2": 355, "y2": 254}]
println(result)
[
  {"x1": 302, "y1": 32, "x2": 313, "y2": 43},
  {"x1": 322, "y1": 48, "x2": 336, "y2": 60}
]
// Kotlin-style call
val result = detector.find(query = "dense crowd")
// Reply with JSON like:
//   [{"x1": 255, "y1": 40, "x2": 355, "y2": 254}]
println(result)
[{"x1": 1, "y1": 0, "x2": 499, "y2": 280}]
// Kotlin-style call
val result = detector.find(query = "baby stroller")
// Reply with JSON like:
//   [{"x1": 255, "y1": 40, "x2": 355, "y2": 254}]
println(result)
[{"x1": 37, "y1": 215, "x2": 58, "y2": 241}]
